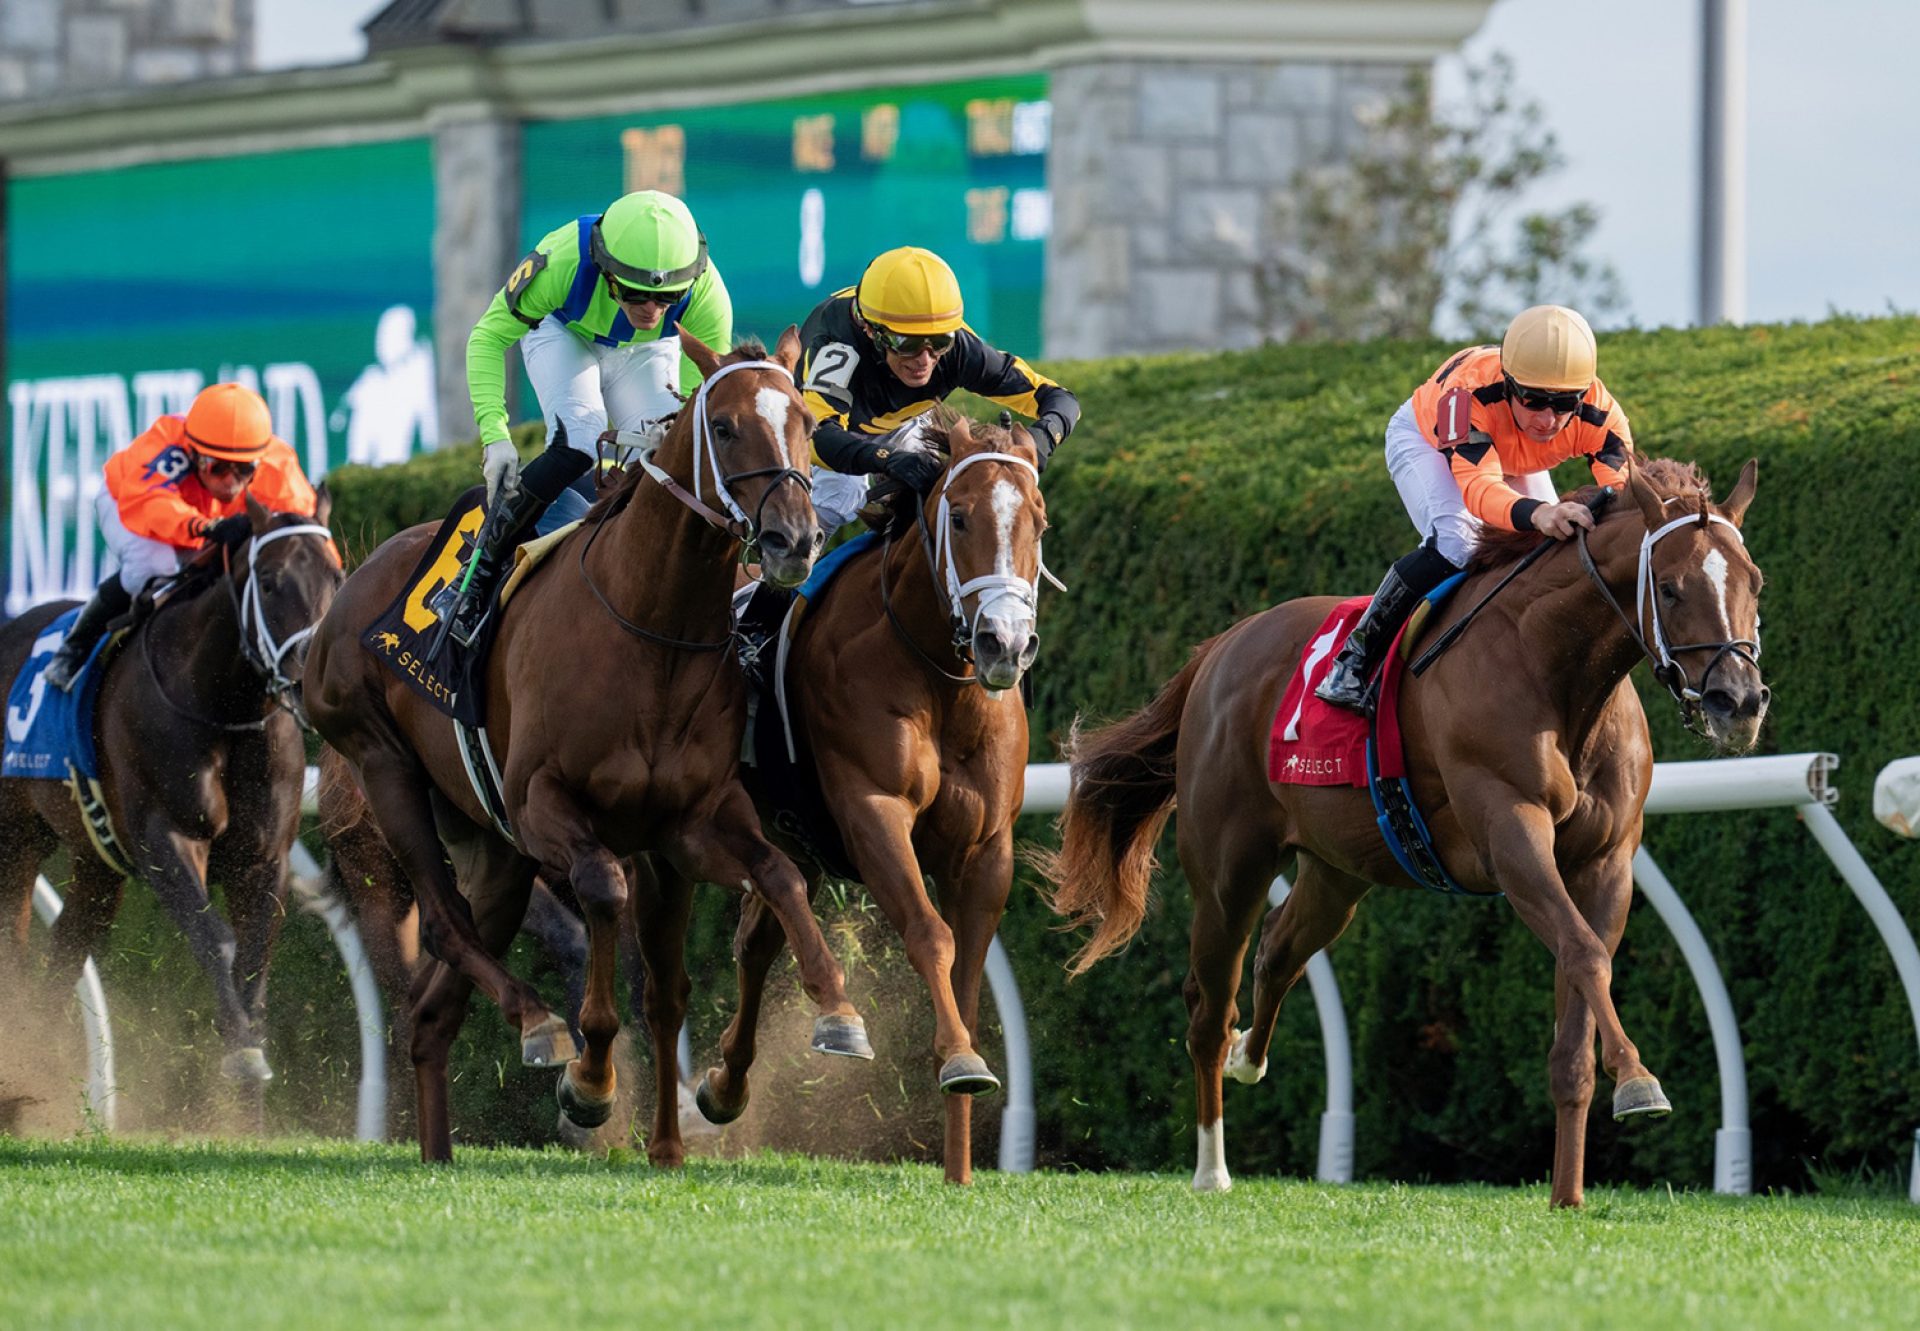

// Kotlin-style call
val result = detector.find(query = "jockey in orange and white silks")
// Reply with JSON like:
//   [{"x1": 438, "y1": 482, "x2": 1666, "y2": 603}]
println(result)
[
  {"x1": 1314, "y1": 305, "x2": 1636, "y2": 713},
  {"x1": 44, "y1": 382, "x2": 332, "y2": 691}
]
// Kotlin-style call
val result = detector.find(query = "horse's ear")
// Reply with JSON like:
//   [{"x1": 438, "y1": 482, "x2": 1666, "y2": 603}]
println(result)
[
  {"x1": 948, "y1": 417, "x2": 974, "y2": 453},
  {"x1": 1625, "y1": 458, "x2": 1665, "y2": 529},
  {"x1": 771, "y1": 324, "x2": 803, "y2": 378},
  {"x1": 678, "y1": 327, "x2": 721, "y2": 381},
  {"x1": 246, "y1": 492, "x2": 270, "y2": 534},
  {"x1": 311, "y1": 481, "x2": 332, "y2": 530},
  {"x1": 1719, "y1": 458, "x2": 1758, "y2": 528}
]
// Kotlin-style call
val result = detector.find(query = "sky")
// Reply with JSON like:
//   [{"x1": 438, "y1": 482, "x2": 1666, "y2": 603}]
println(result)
[{"x1": 255, "y1": 0, "x2": 1920, "y2": 333}]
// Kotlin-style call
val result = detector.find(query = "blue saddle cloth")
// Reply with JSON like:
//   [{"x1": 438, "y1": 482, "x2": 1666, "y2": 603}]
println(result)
[{"x1": 3, "y1": 607, "x2": 110, "y2": 782}]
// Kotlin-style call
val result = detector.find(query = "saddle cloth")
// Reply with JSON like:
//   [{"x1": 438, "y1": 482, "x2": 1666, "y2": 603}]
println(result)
[{"x1": 1268, "y1": 597, "x2": 1411, "y2": 788}]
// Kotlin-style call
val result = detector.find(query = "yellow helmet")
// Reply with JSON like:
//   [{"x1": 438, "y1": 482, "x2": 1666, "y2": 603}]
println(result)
[
  {"x1": 1501, "y1": 305, "x2": 1597, "y2": 392},
  {"x1": 854, "y1": 247, "x2": 964, "y2": 335}
]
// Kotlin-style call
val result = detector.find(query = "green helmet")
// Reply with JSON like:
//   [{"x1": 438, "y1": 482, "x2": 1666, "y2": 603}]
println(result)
[{"x1": 590, "y1": 191, "x2": 708, "y2": 292}]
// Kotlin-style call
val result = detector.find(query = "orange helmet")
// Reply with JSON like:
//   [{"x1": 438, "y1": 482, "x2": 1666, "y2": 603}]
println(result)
[{"x1": 184, "y1": 383, "x2": 274, "y2": 462}]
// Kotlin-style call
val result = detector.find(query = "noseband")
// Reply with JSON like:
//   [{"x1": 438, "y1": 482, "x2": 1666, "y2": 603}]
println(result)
[{"x1": 1576, "y1": 509, "x2": 1760, "y2": 735}]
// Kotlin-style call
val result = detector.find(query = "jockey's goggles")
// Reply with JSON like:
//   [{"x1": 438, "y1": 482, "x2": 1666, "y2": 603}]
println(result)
[
  {"x1": 868, "y1": 326, "x2": 955, "y2": 358},
  {"x1": 607, "y1": 277, "x2": 689, "y2": 308},
  {"x1": 1504, "y1": 375, "x2": 1586, "y2": 414},
  {"x1": 197, "y1": 455, "x2": 257, "y2": 481}
]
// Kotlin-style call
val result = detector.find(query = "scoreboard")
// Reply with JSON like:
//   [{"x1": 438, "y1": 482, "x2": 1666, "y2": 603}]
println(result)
[{"x1": 519, "y1": 72, "x2": 1051, "y2": 372}]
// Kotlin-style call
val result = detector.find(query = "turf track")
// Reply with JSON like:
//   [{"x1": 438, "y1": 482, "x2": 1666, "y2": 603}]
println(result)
[{"x1": 1, "y1": 1138, "x2": 1915, "y2": 1329}]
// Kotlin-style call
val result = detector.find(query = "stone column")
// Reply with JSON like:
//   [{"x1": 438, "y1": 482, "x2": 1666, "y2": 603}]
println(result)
[
  {"x1": 1046, "y1": 57, "x2": 1418, "y2": 358},
  {"x1": 430, "y1": 109, "x2": 522, "y2": 447}
]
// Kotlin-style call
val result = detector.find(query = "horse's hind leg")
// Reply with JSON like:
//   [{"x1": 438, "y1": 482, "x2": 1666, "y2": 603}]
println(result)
[
  {"x1": 627, "y1": 854, "x2": 694, "y2": 1168},
  {"x1": 1233, "y1": 851, "x2": 1370, "y2": 1085},
  {"x1": 1180, "y1": 818, "x2": 1283, "y2": 1194},
  {"x1": 696, "y1": 879, "x2": 800, "y2": 1126},
  {"x1": 1548, "y1": 844, "x2": 1641, "y2": 1209},
  {"x1": 0, "y1": 798, "x2": 59, "y2": 1004}
]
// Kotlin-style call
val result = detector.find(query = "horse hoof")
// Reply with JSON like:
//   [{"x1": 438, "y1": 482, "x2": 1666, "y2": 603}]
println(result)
[
  {"x1": 679, "y1": 1080, "x2": 727, "y2": 1137},
  {"x1": 556, "y1": 1063, "x2": 616, "y2": 1129},
  {"x1": 938, "y1": 1053, "x2": 1001, "y2": 1096},
  {"x1": 1223, "y1": 1029, "x2": 1267, "y2": 1085},
  {"x1": 1612, "y1": 1075, "x2": 1672, "y2": 1121},
  {"x1": 220, "y1": 1047, "x2": 274, "y2": 1082},
  {"x1": 811, "y1": 1014, "x2": 875, "y2": 1060},
  {"x1": 694, "y1": 1073, "x2": 746, "y2": 1126},
  {"x1": 521, "y1": 1014, "x2": 578, "y2": 1068},
  {"x1": 1191, "y1": 1168, "x2": 1233, "y2": 1194},
  {"x1": 554, "y1": 1108, "x2": 601, "y2": 1153}
]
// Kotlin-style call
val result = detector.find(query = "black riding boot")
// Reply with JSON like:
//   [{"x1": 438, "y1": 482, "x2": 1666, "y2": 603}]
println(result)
[
  {"x1": 734, "y1": 580, "x2": 796, "y2": 690},
  {"x1": 45, "y1": 575, "x2": 135, "y2": 692},
  {"x1": 436, "y1": 437, "x2": 594, "y2": 649},
  {"x1": 1314, "y1": 538, "x2": 1461, "y2": 714}
]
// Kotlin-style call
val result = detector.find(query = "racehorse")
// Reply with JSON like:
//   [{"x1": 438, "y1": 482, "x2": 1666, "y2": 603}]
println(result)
[
  {"x1": 1039, "y1": 457, "x2": 1765, "y2": 1208},
  {"x1": 672, "y1": 415, "x2": 1051, "y2": 1183},
  {"x1": 0, "y1": 497, "x2": 341, "y2": 1096},
  {"x1": 305, "y1": 330, "x2": 870, "y2": 1163}
]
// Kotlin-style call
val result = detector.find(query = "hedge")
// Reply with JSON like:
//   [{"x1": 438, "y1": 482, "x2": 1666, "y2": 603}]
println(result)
[{"x1": 58, "y1": 315, "x2": 1920, "y2": 1191}]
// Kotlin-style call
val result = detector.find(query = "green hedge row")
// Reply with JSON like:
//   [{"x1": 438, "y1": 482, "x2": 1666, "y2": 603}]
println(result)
[{"x1": 72, "y1": 316, "x2": 1920, "y2": 1191}]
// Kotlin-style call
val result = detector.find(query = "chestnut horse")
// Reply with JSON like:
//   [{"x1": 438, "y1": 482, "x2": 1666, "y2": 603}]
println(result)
[
  {"x1": 0, "y1": 498, "x2": 341, "y2": 1097},
  {"x1": 1041, "y1": 458, "x2": 1765, "y2": 1207},
  {"x1": 306, "y1": 331, "x2": 868, "y2": 1162},
  {"x1": 666, "y1": 416, "x2": 1051, "y2": 1183}
]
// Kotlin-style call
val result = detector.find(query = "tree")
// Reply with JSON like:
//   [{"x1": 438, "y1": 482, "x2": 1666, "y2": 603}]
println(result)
[{"x1": 1257, "y1": 53, "x2": 1627, "y2": 343}]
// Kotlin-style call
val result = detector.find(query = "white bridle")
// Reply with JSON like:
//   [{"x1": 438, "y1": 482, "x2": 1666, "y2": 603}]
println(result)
[
  {"x1": 624, "y1": 359, "x2": 800, "y2": 532},
  {"x1": 1635, "y1": 511, "x2": 1755, "y2": 695},
  {"x1": 236, "y1": 523, "x2": 335, "y2": 695},
  {"x1": 930, "y1": 450, "x2": 1066, "y2": 649}
]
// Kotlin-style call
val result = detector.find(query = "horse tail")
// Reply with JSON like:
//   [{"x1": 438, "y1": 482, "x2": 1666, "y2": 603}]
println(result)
[{"x1": 1035, "y1": 635, "x2": 1222, "y2": 975}]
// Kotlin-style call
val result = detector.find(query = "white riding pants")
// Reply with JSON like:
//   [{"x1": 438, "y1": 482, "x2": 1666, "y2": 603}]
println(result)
[
  {"x1": 96, "y1": 490, "x2": 183, "y2": 595},
  {"x1": 1383, "y1": 399, "x2": 1555, "y2": 566}
]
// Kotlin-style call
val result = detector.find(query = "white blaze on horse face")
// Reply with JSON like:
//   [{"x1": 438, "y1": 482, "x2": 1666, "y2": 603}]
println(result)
[
  {"x1": 1193, "y1": 1120, "x2": 1232, "y2": 1193},
  {"x1": 1702, "y1": 547, "x2": 1732, "y2": 638},
  {"x1": 755, "y1": 387, "x2": 792, "y2": 467},
  {"x1": 991, "y1": 478, "x2": 1021, "y2": 579}
]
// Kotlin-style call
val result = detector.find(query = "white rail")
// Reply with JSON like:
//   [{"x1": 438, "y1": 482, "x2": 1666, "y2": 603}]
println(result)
[{"x1": 30, "y1": 877, "x2": 116, "y2": 1129}]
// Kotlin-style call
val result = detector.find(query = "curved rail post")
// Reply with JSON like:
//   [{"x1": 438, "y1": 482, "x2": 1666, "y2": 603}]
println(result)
[
  {"x1": 30, "y1": 876, "x2": 116, "y2": 1130},
  {"x1": 1268, "y1": 875, "x2": 1355, "y2": 1182},
  {"x1": 986, "y1": 935, "x2": 1036, "y2": 1172},
  {"x1": 288, "y1": 838, "x2": 388, "y2": 1143},
  {"x1": 1630, "y1": 848, "x2": 1750, "y2": 1193}
]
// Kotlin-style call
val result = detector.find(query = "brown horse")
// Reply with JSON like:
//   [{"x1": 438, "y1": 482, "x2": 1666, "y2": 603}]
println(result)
[
  {"x1": 1040, "y1": 458, "x2": 1766, "y2": 1207},
  {"x1": 674, "y1": 416, "x2": 1050, "y2": 1183},
  {"x1": 305, "y1": 330, "x2": 871, "y2": 1163},
  {"x1": 0, "y1": 497, "x2": 341, "y2": 1097}
]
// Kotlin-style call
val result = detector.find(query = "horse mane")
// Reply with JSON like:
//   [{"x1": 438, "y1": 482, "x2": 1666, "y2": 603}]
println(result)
[
  {"x1": 582, "y1": 338, "x2": 773, "y2": 523},
  {"x1": 1466, "y1": 457, "x2": 1713, "y2": 572}
]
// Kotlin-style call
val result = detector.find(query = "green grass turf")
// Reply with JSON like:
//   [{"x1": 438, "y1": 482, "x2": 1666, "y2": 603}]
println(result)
[{"x1": 1, "y1": 1138, "x2": 1915, "y2": 1330}]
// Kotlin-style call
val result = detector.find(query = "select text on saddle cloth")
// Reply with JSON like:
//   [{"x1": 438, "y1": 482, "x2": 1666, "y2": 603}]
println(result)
[{"x1": 1268, "y1": 596, "x2": 1416, "y2": 788}]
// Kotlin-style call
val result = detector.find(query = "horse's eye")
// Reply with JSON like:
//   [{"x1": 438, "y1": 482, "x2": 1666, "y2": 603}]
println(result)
[
  {"x1": 712, "y1": 418, "x2": 735, "y2": 442},
  {"x1": 1659, "y1": 580, "x2": 1679, "y2": 605},
  {"x1": 950, "y1": 511, "x2": 968, "y2": 533}
]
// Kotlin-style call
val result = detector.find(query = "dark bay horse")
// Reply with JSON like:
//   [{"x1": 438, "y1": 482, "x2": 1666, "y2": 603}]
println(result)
[
  {"x1": 675, "y1": 417, "x2": 1051, "y2": 1183},
  {"x1": 305, "y1": 331, "x2": 870, "y2": 1163},
  {"x1": 1040, "y1": 458, "x2": 1765, "y2": 1207},
  {"x1": 0, "y1": 497, "x2": 341, "y2": 1092}
]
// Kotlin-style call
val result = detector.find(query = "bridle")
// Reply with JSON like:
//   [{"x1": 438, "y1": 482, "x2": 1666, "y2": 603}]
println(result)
[
  {"x1": 1576, "y1": 507, "x2": 1760, "y2": 736},
  {"x1": 882, "y1": 449, "x2": 1065, "y2": 684},
  {"x1": 146, "y1": 522, "x2": 336, "y2": 731},
  {"x1": 579, "y1": 358, "x2": 811, "y2": 651}
]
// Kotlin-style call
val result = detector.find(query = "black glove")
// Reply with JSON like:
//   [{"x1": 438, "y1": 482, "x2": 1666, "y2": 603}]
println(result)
[
  {"x1": 201, "y1": 514, "x2": 252, "y2": 547},
  {"x1": 1027, "y1": 422, "x2": 1058, "y2": 471},
  {"x1": 880, "y1": 448, "x2": 945, "y2": 494}
]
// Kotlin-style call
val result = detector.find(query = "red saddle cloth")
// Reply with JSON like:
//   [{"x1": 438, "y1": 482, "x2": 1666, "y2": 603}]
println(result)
[{"x1": 1267, "y1": 596, "x2": 1413, "y2": 787}]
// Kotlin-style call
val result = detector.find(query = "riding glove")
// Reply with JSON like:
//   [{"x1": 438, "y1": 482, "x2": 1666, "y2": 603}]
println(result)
[
  {"x1": 199, "y1": 514, "x2": 252, "y2": 547},
  {"x1": 482, "y1": 440, "x2": 520, "y2": 506},
  {"x1": 881, "y1": 448, "x2": 946, "y2": 493}
]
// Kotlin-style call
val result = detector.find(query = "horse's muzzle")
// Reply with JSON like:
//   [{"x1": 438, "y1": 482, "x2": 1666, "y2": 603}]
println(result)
[
  {"x1": 974, "y1": 616, "x2": 1038, "y2": 692},
  {"x1": 1701, "y1": 681, "x2": 1769, "y2": 753},
  {"x1": 759, "y1": 521, "x2": 824, "y2": 590}
]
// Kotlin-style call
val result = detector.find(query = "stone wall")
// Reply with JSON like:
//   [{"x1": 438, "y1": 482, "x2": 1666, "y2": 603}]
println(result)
[
  {"x1": 430, "y1": 111, "x2": 524, "y2": 442},
  {"x1": 0, "y1": 0, "x2": 254, "y2": 101},
  {"x1": 1046, "y1": 58, "x2": 1414, "y2": 359}
]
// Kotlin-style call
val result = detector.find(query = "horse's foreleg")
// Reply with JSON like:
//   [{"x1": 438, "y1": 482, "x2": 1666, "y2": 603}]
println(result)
[
  {"x1": 1238, "y1": 853, "x2": 1369, "y2": 1083},
  {"x1": 698, "y1": 887, "x2": 794, "y2": 1126},
  {"x1": 358, "y1": 752, "x2": 567, "y2": 1067},
  {"x1": 1485, "y1": 804, "x2": 1659, "y2": 1108},
  {"x1": 675, "y1": 787, "x2": 863, "y2": 1053},
  {"x1": 1548, "y1": 845, "x2": 1640, "y2": 1208},
  {"x1": 627, "y1": 854, "x2": 694, "y2": 1167},
  {"x1": 135, "y1": 817, "x2": 265, "y2": 1078},
  {"x1": 1180, "y1": 821, "x2": 1276, "y2": 1194},
  {"x1": 937, "y1": 832, "x2": 1017, "y2": 1186}
]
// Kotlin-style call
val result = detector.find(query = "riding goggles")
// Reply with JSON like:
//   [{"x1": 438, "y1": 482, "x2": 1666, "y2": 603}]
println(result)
[
  {"x1": 608, "y1": 278, "x2": 689, "y2": 308},
  {"x1": 1504, "y1": 374, "x2": 1587, "y2": 414},
  {"x1": 198, "y1": 456, "x2": 257, "y2": 481},
  {"x1": 868, "y1": 325, "x2": 956, "y2": 358}
]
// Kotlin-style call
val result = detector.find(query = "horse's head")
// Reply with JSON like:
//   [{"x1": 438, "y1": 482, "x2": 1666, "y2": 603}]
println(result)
[
  {"x1": 674, "y1": 326, "x2": 822, "y2": 588},
  {"x1": 1622, "y1": 457, "x2": 1767, "y2": 752},
  {"x1": 232, "y1": 487, "x2": 344, "y2": 701},
  {"x1": 922, "y1": 415, "x2": 1053, "y2": 693}
]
